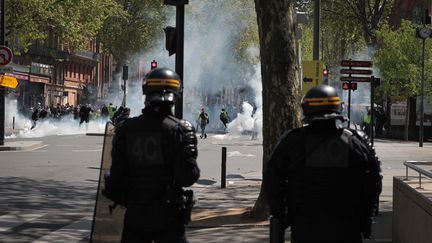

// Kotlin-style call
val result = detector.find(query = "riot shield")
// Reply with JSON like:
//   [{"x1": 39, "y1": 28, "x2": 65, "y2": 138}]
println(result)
[{"x1": 90, "y1": 122, "x2": 125, "y2": 242}]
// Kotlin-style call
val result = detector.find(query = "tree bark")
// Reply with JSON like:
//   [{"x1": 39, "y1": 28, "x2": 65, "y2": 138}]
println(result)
[{"x1": 247, "y1": 0, "x2": 301, "y2": 220}]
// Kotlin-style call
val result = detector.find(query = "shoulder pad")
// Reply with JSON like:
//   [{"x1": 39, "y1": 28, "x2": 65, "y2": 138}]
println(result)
[
  {"x1": 346, "y1": 128, "x2": 371, "y2": 144},
  {"x1": 179, "y1": 119, "x2": 195, "y2": 132},
  {"x1": 344, "y1": 128, "x2": 380, "y2": 167},
  {"x1": 166, "y1": 115, "x2": 195, "y2": 131}
]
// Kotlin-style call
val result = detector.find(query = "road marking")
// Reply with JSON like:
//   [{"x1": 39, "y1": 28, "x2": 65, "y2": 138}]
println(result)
[
  {"x1": 31, "y1": 216, "x2": 92, "y2": 243},
  {"x1": 72, "y1": 149, "x2": 102, "y2": 152},
  {"x1": 0, "y1": 212, "x2": 46, "y2": 232}
]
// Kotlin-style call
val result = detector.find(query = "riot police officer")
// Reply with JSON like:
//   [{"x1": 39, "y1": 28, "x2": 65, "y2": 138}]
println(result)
[
  {"x1": 109, "y1": 67, "x2": 200, "y2": 243},
  {"x1": 264, "y1": 85, "x2": 382, "y2": 243}
]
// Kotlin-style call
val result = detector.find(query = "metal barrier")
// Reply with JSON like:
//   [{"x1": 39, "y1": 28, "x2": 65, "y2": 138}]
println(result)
[{"x1": 403, "y1": 161, "x2": 432, "y2": 189}]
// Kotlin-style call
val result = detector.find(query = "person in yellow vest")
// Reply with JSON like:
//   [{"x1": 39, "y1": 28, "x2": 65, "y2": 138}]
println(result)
[
  {"x1": 363, "y1": 108, "x2": 372, "y2": 136},
  {"x1": 107, "y1": 103, "x2": 116, "y2": 120}
]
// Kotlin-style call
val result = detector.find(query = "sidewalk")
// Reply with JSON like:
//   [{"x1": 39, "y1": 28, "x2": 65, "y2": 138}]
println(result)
[
  {"x1": 0, "y1": 127, "x2": 44, "y2": 151},
  {"x1": 187, "y1": 180, "x2": 392, "y2": 243}
]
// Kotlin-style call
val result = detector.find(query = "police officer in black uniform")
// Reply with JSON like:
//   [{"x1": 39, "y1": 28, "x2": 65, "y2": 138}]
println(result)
[
  {"x1": 109, "y1": 67, "x2": 200, "y2": 243},
  {"x1": 264, "y1": 85, "x2": 382, "y2": 243}
]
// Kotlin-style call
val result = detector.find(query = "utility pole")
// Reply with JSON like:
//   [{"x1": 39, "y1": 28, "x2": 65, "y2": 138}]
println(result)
[
  {"x1": 122, "y1": 64, "x2": 128, "y2": 107},
  {"x1": 416, "y1": 9, "x2": 431, "y2": 147},
  {"x1": 164, "y1": 0, "x2": 188, "y2": 119},
  {"x1": 0, "y1": 0, "x2": 6, "y2": 146},
  {"x1": 175, "y1": 3, "x2": 185, "y2": 119},
  {"x1": 313, "y1": 0, "x2": 320, "y2": 61},
  {"x1": 419, "y1": 37, "x2": 425, "y2": 147}
]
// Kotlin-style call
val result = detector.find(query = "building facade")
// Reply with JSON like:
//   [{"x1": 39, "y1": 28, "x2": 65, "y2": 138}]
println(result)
[{"x1": 11, "y1": 37, "x2": 113, "y2": 109}]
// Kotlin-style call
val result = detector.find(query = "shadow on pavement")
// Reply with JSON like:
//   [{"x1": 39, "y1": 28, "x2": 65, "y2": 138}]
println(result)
[{"x1": 0, "y1": 176, "x2": 96, "y2": 213}]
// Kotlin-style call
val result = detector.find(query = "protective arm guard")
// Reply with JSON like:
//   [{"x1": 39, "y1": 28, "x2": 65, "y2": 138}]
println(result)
[
  {"x1": 172, "y1": 120, "x2": 200, "y2": 187},
  {"x1": 348, "y1": 129, "x2": 382, "y2": 238}
]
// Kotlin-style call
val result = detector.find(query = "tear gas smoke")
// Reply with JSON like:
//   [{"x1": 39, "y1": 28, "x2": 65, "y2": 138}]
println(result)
[
  {"x1": 338, "y1": 48, "x2": 381, "y2": 127},
  {"x1": 125, "y1": 0, "x2": 263, "y2": 137},
  {"x1": 6, "y1": 0, "x2": 263, "y2": 139}
]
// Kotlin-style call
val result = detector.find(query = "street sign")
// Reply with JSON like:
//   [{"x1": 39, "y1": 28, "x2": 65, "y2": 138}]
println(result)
[
  {"x1": 342, "y1": 82, "x2": 357, "y2": 90},
  {"x1": 0, "y1": 46, "x2": 13, "y2": 66},
  {"x1": 0, "y1": 66, "x2": 13, "y2": 73},
  {"x1": 340, "y1": 69, "x2": 372, "y2": 75},
  {"x1": 341, "y1": 60, "x2": 372, "y2": 67},
  {"x1": 302, "y1": 60, "x2": 325, "y2": 96},
  {"x1": 0, "y1": 74, "x2": 18, "y2": 88},
  {"x1": 340, "y1": 76, "x2": 371, "y2": 82}
]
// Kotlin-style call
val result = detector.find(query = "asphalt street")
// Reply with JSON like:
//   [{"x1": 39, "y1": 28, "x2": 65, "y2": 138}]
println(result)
[{"x1": 0, "y1": 132, "x2": 431, "y2": 242}]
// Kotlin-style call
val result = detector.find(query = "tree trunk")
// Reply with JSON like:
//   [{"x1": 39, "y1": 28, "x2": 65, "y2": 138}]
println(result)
[
  {"x1": 247, "y1": 0, "x2": 301, "y2": 220},
  {"x1": 404, "y1": 98, "x2": 410, "y2": 141}
]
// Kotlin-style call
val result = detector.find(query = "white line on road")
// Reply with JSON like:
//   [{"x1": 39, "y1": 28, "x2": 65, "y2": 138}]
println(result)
[
  {"x1": 31, "y1": 216, "x2": 92, "y2": 243},
  {"x1": 72, "y1": 149, "x2": 102, "y2": 152},
  {"x1": 0, "y1": 212, "x2": 46, "y2": 232}
]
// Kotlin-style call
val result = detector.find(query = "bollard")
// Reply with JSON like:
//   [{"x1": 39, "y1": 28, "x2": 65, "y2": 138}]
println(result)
[
  {"x1": 12, "y1": 116, "x2": 15, "y2": 130},
  {"x1": 221, "y1": 147, "x2": 226, "y2": 188}
]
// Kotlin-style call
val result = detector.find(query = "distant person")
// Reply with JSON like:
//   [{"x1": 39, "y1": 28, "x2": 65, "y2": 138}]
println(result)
[
  {"x1": 219, "y1": 108, "x2": 230, "y2": 132},
  {"x1": 101, "y1": 104, "x2": 109, "y2": 120},
  {"x1": 79, "y1": 104, "x2": 94, "y2": 126},
  {"x1": 197, "y1": 108, "x2": 209, "y2": 138},
  {"x1": 107, "y1": 103, "x2": 116, "y2": 120},
  {"x1": 73, "y1": 106, "x2": 79, "y2": 120},
  {"x1": 363, "y1": 108, "x2": 372, "y2": 136},
  {"x1": 39, "y1": 107, "x2": 49, "y2": 119},
  {"x1": 30, "y1": 108, "x2": 39, "y2": 130},
  {"x1": 375, "y1": 107, "x2": 386, "y2": 138},
  {"x1": 264, "y1": 85, "x2": 382, "y2": 243}
]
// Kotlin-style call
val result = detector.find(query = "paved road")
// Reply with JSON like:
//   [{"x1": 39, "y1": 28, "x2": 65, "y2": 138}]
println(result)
[
  {"x1": 0, "y1": 132, "x2": 431, "y2": 242},
  {"x1": 0, "y1": 134, "x2": 102, "y2": 242}
]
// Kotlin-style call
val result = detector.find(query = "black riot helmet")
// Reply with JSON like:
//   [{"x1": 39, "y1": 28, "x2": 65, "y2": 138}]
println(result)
[
  {"x1": 143, "y1": 67, "x2": 181, "y2": 106},
  {"x1": 301, "y1": 85, "x2": 345, "y2": 123}
]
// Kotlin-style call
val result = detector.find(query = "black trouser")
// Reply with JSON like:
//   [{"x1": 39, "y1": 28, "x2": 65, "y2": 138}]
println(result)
[
  {"x1": 121, "y1": 204, "x2": 188, "y2": 243},
  {"x1": 79, "y1": 117, "x2": 89, "y2": 125}
]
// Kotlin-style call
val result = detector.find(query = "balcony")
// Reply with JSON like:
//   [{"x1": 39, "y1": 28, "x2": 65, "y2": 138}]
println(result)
[
  {"x1": 30, "y1": 62, "x2": 54, "y2": 77},
  {"x1": 27, "y1": 45, "x2": 70, "y2": 61},
  {"x1": 73, "y1": 50, "x2": 100, "y2": 62}
]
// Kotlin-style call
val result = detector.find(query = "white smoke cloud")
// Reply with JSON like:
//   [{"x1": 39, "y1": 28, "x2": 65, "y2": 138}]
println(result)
[
  {"x1": 6, "y1": 0, "x2": 264, "y2": 139},
  {"x1": 5, "y1": 97, "x2": 106, "y2": 138}
]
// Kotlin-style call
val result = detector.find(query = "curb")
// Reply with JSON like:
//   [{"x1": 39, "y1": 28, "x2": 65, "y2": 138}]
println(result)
[
  {"x1": 0, "y1": 141, "x2": 45, "y2": 151},
  {"x1": 86, "y1": 133, "x2": 105, "y2": 136}
]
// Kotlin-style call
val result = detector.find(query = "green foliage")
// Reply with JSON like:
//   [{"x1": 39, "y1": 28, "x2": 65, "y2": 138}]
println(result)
[
  {"x1": 374, "y1": 20, "x2": 431, "y2": 98},
  {"x1": 98, "y1": 0, "x2": 167, "y2": 64},
  {"x1": 298, "y1": 0, "x2": 393, "y2": 68},
  {"x1": 232, "y1": 1, "x2": 259, "y2": 65},
  {"x1": 8, "y1": 0, "x2": 122, "y2": 52}
]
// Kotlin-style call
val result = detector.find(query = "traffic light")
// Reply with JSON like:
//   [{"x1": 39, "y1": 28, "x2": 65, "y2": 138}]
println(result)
[
  {"x1": 164, "y1": 0, "x2": 189, "y2": 5},
  {"x1": 122, "y1": 64, "x2": 128, "y2": 80},
  {"x1": 342, "y1": 82, "x2": 357, "y2": 91},
  {"x1": 342, "y1": 82, "x2": 349, "y2": 90},
  {"x1": 164, "y1": 26, "x2": 176, "y2": 56},
  {"x1": 323, "y1": 69, "x2": 329, "y2": 84},
  {"x1": 374, "y1": 77, "x2": 381, "y2": 88},
  {"x1": 151, "y1": 60, "x2": 157, "y2": 69}
]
